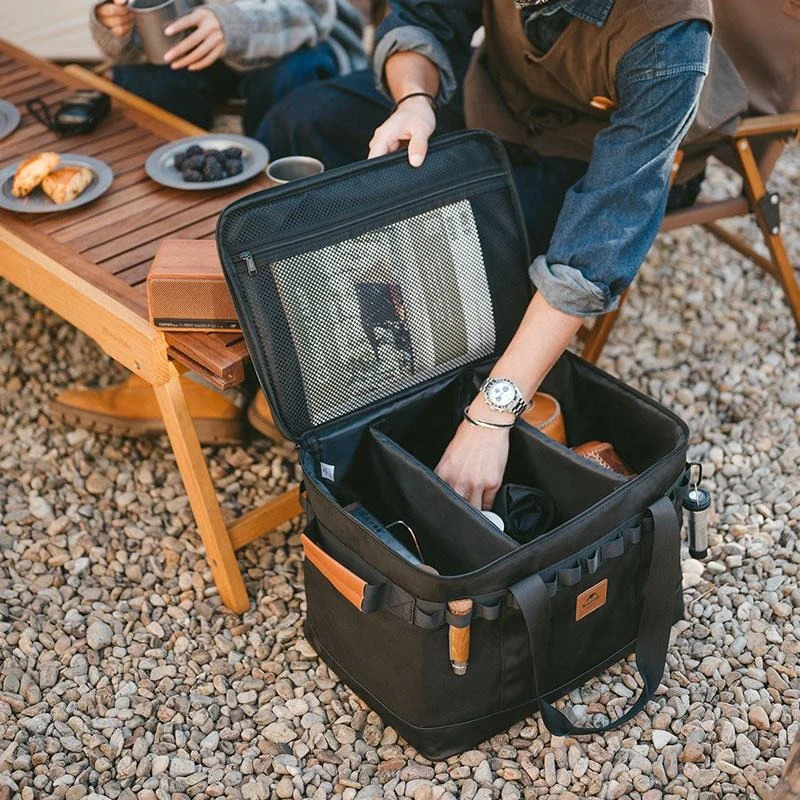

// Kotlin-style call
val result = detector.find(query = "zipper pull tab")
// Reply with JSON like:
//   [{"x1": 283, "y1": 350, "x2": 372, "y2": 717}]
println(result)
[{"x1": 237, "y1": 250, "x2": 257, "y2": 275}]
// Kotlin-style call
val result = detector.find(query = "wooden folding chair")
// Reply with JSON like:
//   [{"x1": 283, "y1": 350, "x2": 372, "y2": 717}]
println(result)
[{"x1": 580, "y1": 1, "x2": 800, "y2": 363}]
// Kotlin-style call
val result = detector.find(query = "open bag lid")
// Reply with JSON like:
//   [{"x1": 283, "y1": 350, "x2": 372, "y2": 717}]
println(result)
[{"x1": 216, "y1": 131, "x2": 532, "y2": 442}]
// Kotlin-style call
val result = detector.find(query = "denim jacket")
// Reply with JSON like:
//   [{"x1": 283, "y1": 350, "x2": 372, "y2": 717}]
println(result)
[{"x1": 374, "y1": 0, "x2": 711, "y2": 316}]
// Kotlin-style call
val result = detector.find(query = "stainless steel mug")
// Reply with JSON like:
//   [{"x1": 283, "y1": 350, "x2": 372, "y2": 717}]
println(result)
[
  {"x1": 129, "y1": 0, "x2": 186, "y2": 65},
  {"x1": 266, "y1": 156, "x2": 325, "y2": 185}
]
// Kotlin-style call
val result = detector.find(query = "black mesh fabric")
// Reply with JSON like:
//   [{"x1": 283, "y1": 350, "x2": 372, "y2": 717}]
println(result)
[{"x1": 217, "y1": 131, "x2": 531, "y2": 440}]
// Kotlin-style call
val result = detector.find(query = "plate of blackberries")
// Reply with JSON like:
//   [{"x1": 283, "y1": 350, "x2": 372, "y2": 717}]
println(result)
[{"x1": 145, "y1": 135, "x2": 269, "y2": 190}]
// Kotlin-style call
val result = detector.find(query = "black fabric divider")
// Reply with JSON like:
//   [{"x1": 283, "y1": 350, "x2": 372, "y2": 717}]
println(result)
[
  {"x1": 539, "y1": 358, "x2": 685, "y2": 476},
  {"x1": 507, "y1": 422, "x2": 626, "y2": 526},
  {"x1": 358, "y1": 427, "x2": 519, "y2": 574}
]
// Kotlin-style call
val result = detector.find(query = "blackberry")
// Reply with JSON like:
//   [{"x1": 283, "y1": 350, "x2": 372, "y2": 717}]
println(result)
[
  {"x1": 183, "y1": 169, "x2": 204, "y2": 182},
  {"x1": 173, "y1": 152, "x2": 187, "y2": 170},
  {"x1": 182, "y1": 154, "x2": 205, "y2": 172},
  {"x1": 202, "y1": 156, "x2": 225, "y2": 181},
  {"x1": 185, "y1": 144, "x2": 204, "y2": 157},
  {"x1": 223, "y1": 157, "x2": 243, "y2": 176},
  {"x1": 221, "y1": 147, "x2": 243, "y2": 160}
]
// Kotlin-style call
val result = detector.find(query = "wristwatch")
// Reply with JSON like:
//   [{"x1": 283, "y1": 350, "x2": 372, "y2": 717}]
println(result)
[{"x1": 479, "y1": 377, "x2": 530, "y2": 416}]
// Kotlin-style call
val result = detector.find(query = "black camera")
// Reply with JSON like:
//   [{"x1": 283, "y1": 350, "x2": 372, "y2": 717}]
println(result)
[{"x1": 27, "y1": 90, "x2": 111, "y2": 136}]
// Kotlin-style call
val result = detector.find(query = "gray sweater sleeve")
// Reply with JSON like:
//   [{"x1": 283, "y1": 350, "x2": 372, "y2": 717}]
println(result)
[
  {"x1": 207, "y1": 0, "x2": 337, "y2": 71},
  {"x1": 372, "y1": 25, "x2": 459, "y2": 105},
  {"x1": 89, "y1": 1, "x2": 146, "y2": 63}
]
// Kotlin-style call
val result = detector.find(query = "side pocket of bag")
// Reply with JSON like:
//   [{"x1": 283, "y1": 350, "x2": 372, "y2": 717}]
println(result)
[{"x1": 302, "y1": 518, "x2": 507, "y2": 729}]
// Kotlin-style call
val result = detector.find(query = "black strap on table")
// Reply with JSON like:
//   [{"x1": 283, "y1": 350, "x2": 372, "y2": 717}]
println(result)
[{"x1": 509, "y1": 495, "x2": 681, "y2": 736}]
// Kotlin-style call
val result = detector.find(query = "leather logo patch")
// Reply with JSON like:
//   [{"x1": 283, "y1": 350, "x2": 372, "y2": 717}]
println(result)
[
  {"x1": 785, "y1": 0, "x2": 800, "y2": 20},
  {"x1": 576, "y1": 579, "x2": 608, "y2": 621}
]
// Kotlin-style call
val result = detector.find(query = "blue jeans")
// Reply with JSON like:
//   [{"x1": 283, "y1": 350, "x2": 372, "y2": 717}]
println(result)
[{"x1": 113, "y1": 41, "x2": 339, "y2": 136}]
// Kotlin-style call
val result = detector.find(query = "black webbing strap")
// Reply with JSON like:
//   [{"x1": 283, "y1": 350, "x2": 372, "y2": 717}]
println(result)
[{"x1": 509, "y1": 496, "x2": 681, "y2": 736}]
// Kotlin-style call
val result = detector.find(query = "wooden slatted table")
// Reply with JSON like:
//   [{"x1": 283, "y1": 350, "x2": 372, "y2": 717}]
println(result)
[{"x1": 0, "y1": 40, "x2": 301, "y2": 612}]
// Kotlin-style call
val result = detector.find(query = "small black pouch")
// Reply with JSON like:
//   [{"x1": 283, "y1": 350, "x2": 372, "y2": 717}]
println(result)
[
  {"x1": 26, "y1": 91, "x2": 110, "y2": 137},
  {"x1": 492, "y1": 483, "x2": 555, "y2": 543}
]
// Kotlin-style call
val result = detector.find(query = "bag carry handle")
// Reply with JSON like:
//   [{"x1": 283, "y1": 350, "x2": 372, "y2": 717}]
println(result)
[
  {"x1": 510, "y1": 496, "x2": 681, "y2": 736},
  {"x1": 300, "y1": 533, "x2": 385, "y2": 612}
]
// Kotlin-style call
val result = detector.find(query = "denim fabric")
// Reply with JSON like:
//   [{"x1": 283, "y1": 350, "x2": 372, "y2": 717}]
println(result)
[
  {"x1": 530, "y1": 20, "x2": 710, "y2": 315},
  {"x1": 257, "y1": 69, "x2": 701, "y2": 265},
  {"x1": 373, "y1": 0, "x2": 615, "y2": 105},
  {"x1": 373, "y1": 0, "x2": 711, "y2": 315},
  {"x1": 113, "y1": 40, "x2": 339, "y2": 135},
  {"x1": 257, "y1": 68, "x2": 465, "y2": 166}
]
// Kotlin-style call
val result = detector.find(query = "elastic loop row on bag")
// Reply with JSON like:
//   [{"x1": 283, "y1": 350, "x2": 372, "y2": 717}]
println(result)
[
  {"x1": 412, "y1": 592, "x2": 505, "y2": 630},
  {"x1": 542, "y1": 524, "x2": 642, "y2": 598}
]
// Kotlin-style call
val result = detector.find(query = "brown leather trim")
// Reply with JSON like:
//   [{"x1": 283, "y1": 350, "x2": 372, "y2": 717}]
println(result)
[{"x1": 301, "y1": 533, "x2": 366, "y2": 611}]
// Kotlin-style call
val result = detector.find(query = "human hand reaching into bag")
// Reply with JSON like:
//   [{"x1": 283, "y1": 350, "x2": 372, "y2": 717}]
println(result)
[
  {"x1": 164, "y1": 8, "x2": 226, "y2": 71},
  {"x1": 436, "y1": 294, "x2": 584, "y2": 509},
  {"x1": 96, "y1": 0, "x2": 133, "y2": 38},
  {"x1": 435, "y1": 420, "x2": 510, "y2": 511}
]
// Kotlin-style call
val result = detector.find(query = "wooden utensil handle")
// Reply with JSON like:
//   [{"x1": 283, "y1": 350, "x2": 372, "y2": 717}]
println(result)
[{"x1": 448, "y1": 598, "x2": 473, "y2": 676}]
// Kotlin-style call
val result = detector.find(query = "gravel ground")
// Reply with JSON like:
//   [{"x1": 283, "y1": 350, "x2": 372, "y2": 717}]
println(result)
[{"x1": 1, "y1": 145, "x2": 799, "y2": 800}]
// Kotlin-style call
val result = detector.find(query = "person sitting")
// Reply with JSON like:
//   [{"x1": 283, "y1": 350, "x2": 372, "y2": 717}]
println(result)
[{"x1": 91, "y1": 0, "x2": 366, "y2": 137}]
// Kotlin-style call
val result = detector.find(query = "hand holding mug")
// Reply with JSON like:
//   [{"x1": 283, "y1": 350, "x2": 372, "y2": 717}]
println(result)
[
  {"x1": 96, "y1": 0, "x2": 133, "y2": 38},
  {"x1": 163, "y1": 8, "x2": 226, "y2": 71}
]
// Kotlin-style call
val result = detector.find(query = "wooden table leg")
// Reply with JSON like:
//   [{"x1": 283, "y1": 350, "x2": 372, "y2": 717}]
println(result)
[{"x1": 153, "y1": 362, "x2": 249, "y2": 613}]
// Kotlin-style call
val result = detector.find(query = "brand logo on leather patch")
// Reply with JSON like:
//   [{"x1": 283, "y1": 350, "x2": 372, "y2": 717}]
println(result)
[
  {"x1": 576, "y1": 579, "x2": 608, "y2": 621},
  {"x1": 784, "y1": 0, "x2": 800, "y2": 20}
]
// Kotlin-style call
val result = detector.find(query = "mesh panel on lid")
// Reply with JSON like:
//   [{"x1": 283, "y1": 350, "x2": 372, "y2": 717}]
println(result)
[
  {"x1": 218, "y1": 131, "x2": 532, "y2": 440},
  {"x1": 268, "y1": 199, "x2": 495, "y2": 426}
]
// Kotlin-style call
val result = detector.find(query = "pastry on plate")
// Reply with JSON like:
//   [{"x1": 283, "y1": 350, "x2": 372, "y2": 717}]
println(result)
[
  {"x1": 11, "y1": 152, "x2": 60, "y2": 197},
  {"x1": 41, "y1": 165, "x2": 94, "y2": 205}
]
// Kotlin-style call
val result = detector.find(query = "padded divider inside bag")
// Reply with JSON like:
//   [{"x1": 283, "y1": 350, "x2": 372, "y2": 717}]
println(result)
[
  {"x1": 373, "y1": 367, "x2": 476, "y2": 469},
  {"x1": 356, "y1": 427, "x2": 519, "y2": 574},
  {"x1": 507, "y1": 423, "x2": 626, "y2": 526},
  {"x1": 540, "y1": 357, "x2": 685, "y2": 474}
]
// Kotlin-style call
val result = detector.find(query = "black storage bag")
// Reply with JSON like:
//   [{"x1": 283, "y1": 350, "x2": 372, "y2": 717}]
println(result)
[{"x1": 217, "y1": 131, "x2": 690, "y2": 759}]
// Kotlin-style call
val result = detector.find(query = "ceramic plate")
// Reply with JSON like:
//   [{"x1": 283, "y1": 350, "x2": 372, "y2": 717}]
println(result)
[
  {"x1": 0, "y1": 99, "x2": 21, "y2": 141},
  {"x1": 0, "y1": 154, "x2": 113, "y2": 214},
  {"x1": 145, "y1": 134, "x2": 269, "y2": 190}
]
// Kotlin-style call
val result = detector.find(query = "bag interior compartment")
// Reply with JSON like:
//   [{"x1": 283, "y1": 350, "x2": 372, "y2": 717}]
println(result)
[
  {"x1": 341, "y1": 426, "x2": 520, "y2": 575},
  {"x1": 372, "y1": 364, "x2": 626, "y2": 530},
  {"x1": 538, "y1": 357, "x2": 687, "y2": 475},
  {"x1": 305, "y1": 349, "x2": 684, "y2": 575},
  {"x1": 507, "y1": 423, "x2": 627, "y2": 526}
]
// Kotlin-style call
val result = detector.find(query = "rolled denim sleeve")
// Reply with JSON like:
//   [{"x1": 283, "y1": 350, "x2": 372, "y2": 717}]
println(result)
[
  {"x1": 373, "y1": 0, "x2": 482, "y2": 105},
  {"x1": 530, "y1": 20, "x2": 711, "y2": 317}
]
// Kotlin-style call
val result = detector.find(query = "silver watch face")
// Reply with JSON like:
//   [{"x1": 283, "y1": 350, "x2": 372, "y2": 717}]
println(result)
[{"x1": 486, "y1": 380, "x2": 517, "y2": 409}]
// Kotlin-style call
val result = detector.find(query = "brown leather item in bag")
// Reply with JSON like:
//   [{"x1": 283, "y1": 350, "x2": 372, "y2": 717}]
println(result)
[
  {"x1": 521, "y1": 392, "x2": 567, "y2": 444},
  {"x1": 573, "y1": 441, "x2": 636, "y2": 477}
]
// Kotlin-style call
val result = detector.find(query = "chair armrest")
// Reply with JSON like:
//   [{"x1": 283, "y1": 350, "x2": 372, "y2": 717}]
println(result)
[{"x1": 733, "y1": 112, "x2": 800, "y2": 139}]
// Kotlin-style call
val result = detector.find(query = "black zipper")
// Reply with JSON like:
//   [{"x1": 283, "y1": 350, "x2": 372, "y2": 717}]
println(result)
[
  {"x1": 233, "y1": 170, "x2": 507, "y2": 275},
  {"x1": 235, "y1": 250, "x2": 257, "y2": 275}
]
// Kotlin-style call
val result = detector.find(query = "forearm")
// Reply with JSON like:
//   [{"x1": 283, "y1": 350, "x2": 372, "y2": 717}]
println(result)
[
  {"x1": 373, "y1": 0, "x2": 481, "y2": 105},
  {"x1": 384, "y1": 51, "x2": 440, "y2": 103},
  {"x1": 470, "y1": 293, "x2": 581, "y2": 422}
]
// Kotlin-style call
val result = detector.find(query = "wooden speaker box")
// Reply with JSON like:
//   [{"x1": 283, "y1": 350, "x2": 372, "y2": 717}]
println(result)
[{"x1": 147, "y1": 239, "x2": 240, "y2": 332}]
